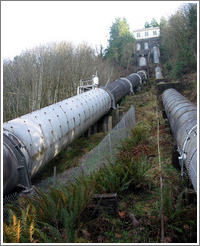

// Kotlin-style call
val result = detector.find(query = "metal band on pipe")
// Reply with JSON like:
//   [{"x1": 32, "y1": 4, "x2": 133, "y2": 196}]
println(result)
[
  {"x1": 138, "y1": 70, "x2": 147, "y2": 80},
  {"x1": 3, "y1": 133, "x2": 32, "y2": 195},
  {"x1": 120, "y1": 78, "x2": 133, "y2": 93},
  {"x1": 132, "y1": 73, "x2": 142, "y2": 85},
  {"x1": 101, "y1": 87, "x2": 116, "y2": 109},
  {"x1": 179, "y1": 124, "x2": 197, "y2": 156}
]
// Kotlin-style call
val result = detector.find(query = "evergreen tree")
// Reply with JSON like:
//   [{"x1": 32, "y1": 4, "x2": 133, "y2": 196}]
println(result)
[
  {"x1": 144, "y1": 21, "x2": 151, "y2": 28},
  {"x1": 104, "y1": 17, "x2": 135, "y2": 70},
  {"x1": 150, "y1": 18, "x2": 159, "y2": 27},
  {"x1": 160, "y1": 3, "x2": 197, "y2": 78},
  {"x1": 144, "y1": 18, "x2": 159, "y2": 28}
]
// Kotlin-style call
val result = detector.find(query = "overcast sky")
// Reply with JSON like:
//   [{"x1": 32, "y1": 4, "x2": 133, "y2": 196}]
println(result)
[{"x1": 1, "y1": 1, "x2": 192, "y2": 59}]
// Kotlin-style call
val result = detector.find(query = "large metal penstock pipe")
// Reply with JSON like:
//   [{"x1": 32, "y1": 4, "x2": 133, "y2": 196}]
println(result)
[
  {"x1": 3, "y1": 89, "x2": 111, "y2": 195},
  {"x1": 153, "y1": 46, "x2": 159, "y2": 64},
  {"x1": 105, "y1": 70, "x2": 147, "y2": 105},
  {"x1": 138, "y1": 56, "x2": 147, "y2": 67},
  {"x1": 105, "y1": 78, "x2": 131, "y2": 104},
  {"x1": 144, "y1": 42, "x2": 149, "y2": 50},
  {"x1": 3, "y1": 70, "x2": 147, "y2": 195},
  {"x1": 162, "y1": 88, "x2": 197, "y2": 193},
  {"x1": 136, "y1": 43, "x2": 141, "y2": 51},
  {"x1": 155, "y1": 66, "x2": 164, "y2": 79}
]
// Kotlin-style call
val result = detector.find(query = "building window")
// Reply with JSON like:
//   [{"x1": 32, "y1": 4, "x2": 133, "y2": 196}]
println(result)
[
  {"x1": 145, "y1": 32, "x2": 149, "y2": 36},
  {"x1": 153, "y1": 30, "x2": 157, "y2": 35},
  {"x1": 137, "y1": 33, "x2": 140, "y2": 37}
]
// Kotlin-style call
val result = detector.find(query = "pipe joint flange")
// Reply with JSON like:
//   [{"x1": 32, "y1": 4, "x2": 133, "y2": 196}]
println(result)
[
  {"x1": 139, "y1": 70, "x2": 148, "y2": 80},
  {"x1": 101, "y1": 87, "x2": 116, "y2": 109},
  {"x1": 120, "y1": 78, "x2": 133, "y2": 93},
  {"x1": 3, "y1": 132, "x2": 32, "y2": 191},
  {"x1": 181, "y1": 124, "x2": 197, "y2": 156},
  {"x1": 3, "y1": 130, "x2": 30, "y2": 164},
  {"x1": 132, "y1": 73, "x2": 142, "y2": 85}
]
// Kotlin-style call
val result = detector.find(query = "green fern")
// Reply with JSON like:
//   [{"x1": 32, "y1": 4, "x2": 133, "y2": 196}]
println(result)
[
  {"x1": 3, "y1": 211, "x2": 21, "y2": 243},
  {"x1": 4, "y1": 211, "x2": 18, "y2": 242},
  {"x1": 34, "y1": 227, "x2": 53, "y2": 243},
  {"x1": 36, "y1": 221, "x2": 63, "y2": 243},
  {"x1": 62, "y1": 208, "x2": 76, "y2": 243},
  {"x1": 118, "y1": 123, "x2": 149, "y2": 152},
  {"x1": 3, "y1": 205, "x2": 37, "y2": 243},
  {"x1": 94, "y1": 161, "x2": 130, "y2": 195},
  {"x1": 124, "y1": 155, "x2": 152, "y2": 187}
]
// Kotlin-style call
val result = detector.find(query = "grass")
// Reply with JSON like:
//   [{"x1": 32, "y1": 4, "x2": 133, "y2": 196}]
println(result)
[{"x1": 181, "y1": 72, "x2": 197, "y2": 104}]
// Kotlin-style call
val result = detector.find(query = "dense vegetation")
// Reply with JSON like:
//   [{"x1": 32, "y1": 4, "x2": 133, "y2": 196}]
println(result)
[
  {"x1": 103, "y1": 17, "x2": 135, "y2": 71},
  {"x1": 160, "y1": 3, "x2": 197, "y2": 79},
  {"x1": 4, "y1": 82, "x2": 197, "y2": 243},
  {"x1": 144, "y1": 18, "x2": 159, "y2": 28}
]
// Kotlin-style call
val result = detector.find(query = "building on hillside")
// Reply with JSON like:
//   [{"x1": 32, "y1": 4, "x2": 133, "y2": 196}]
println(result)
[{"x1": 133, "y1": 27, "x2": 160, "y2": 40}]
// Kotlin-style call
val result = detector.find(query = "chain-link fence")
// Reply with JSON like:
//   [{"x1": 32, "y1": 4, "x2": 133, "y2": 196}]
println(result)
[
  {"x1": 45, "y1": 106, "x2": 136, "y2": 187},
  {"x1": 80, "y1": 106, "x2": 135, "y2": 174},
  {"x1": 3, "y1": 191, "x2": 21, "y2": 221}
]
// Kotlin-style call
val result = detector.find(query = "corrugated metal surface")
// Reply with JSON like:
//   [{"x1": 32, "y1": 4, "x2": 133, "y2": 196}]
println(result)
[{"x1": 162, "y1": 88, "x2": 197, "y2": 192}]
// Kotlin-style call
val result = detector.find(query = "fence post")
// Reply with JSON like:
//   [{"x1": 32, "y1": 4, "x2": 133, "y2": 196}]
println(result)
[
  {"x1": 117, "y1": 104, "x2": 119, "y2": 123},
  {"x1": 108, "y1": 133, "x2": 113, "y2": 162},
  {"x1": 98, "y1": 145, "x2": 101, "y2": 168},
  {"x1": 131, "y1": 106, "x2": 135, "y2": 127},
  {"x1": 117, "y1": 123, "x2": 120, "y2": 141},
  {"x1": 108, "y1": 115, "x2": 112, "y2": 132}
]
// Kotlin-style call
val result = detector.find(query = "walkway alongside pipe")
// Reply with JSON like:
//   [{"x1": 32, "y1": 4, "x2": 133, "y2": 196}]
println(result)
[{"x1": 162, "y1": 88, "x2": 197, "y2": 193}]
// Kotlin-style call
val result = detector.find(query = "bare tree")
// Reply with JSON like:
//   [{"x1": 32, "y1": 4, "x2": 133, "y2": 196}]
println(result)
[{"x1": 3, "y1": 41, "x2": 119, "y2": 122}]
